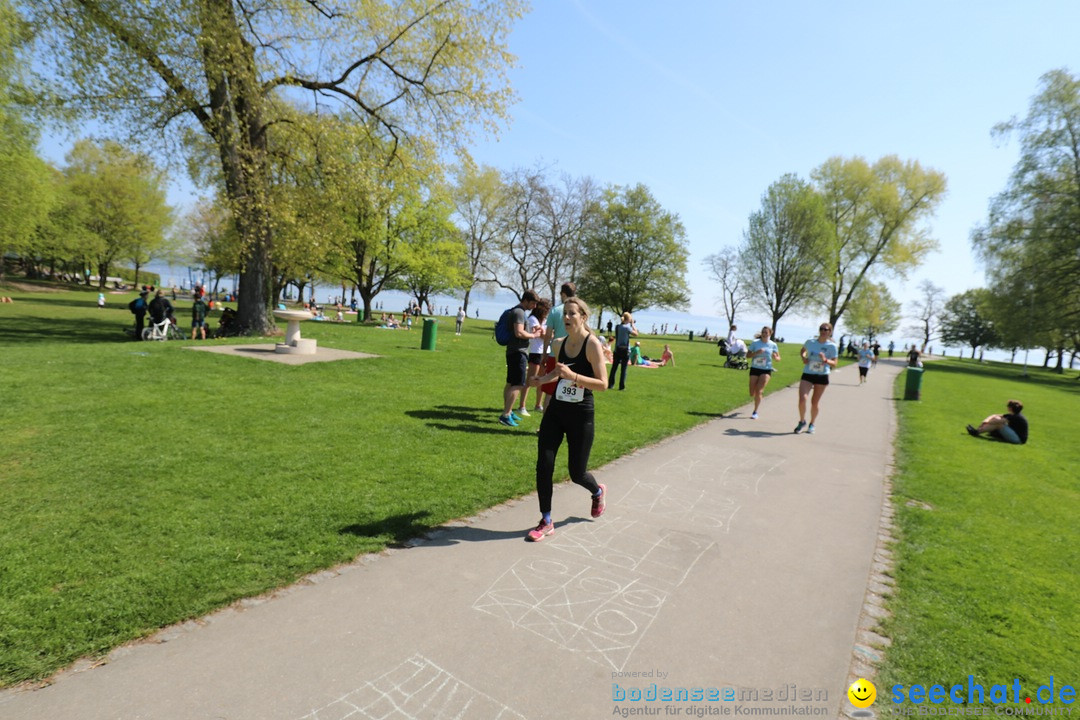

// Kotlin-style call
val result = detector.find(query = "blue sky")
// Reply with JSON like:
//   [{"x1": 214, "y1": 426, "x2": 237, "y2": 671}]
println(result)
[
  {"x1": 37, "y1": 1, "x2": 1080, "y2": 338},
  {"x1": 463, "y1": 0, "x2": 1080, "y2": 328}
]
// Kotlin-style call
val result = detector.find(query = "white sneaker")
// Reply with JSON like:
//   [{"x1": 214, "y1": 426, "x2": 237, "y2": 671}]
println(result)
[{"x1": 517, "y1": 407, "x2": 531, "y2": 417}]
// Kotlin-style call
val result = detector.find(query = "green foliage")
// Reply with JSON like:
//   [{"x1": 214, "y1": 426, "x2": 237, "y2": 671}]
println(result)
[
  {"x1": 843, "y1": 280, "x2": 901, "y2": 341},
  {"x1": 0, "y1": 286, "x2": 804, "y2": 685},
  {"x1": 812, "y1": 155, "x2": 946, "y2": 326},
  {"x1": 396, "y1": 195, "x2": 470, "y2": 309},
  {"x1": 580, "y1": 183, "x2": 690, "y2": 315},
  {"x1": 880, "y1": 359, "x2": 1079, "y2": 702},
  {"x1": 182, "y1": 197, "x2": 241, "y2": 280},
  {"x1": 63, "y1": 139, "x2": 172, "y2": 289},
  {"x1": 940, "y1": 288, "x2": 999, "y2": 357},
  {"x1": 23, "y1": 0, "x2": 528, "y2": 333},
  {"x1": 973, "y1": 68, "x2": 1080, "y2": 360},
  {"x1": 450, "y1": 161, "x2": 508, "y2": 311},
  {"x1": 738, "y1": 173, "x2": 830, "y2": 331},
  {"x1": 0, "y1": 0, "x2": 53, "y2": 277}
]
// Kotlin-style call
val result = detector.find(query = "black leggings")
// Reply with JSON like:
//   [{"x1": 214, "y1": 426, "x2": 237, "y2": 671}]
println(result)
[
  {"x1": 608, "y1": 347, "x2": 629, "y2": 389},
  {"x1": 535, "y1": 400, "x2": 600, "y2": 515}
]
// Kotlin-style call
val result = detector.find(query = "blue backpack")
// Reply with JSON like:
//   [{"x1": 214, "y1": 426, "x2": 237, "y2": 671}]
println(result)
[{"x1": 494, "y1": 307, "x2": 515, "y2": 346}]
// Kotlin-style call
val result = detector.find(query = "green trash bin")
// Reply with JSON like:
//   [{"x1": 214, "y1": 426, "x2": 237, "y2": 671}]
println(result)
[
  {"x1": 356, "y1": 308, "x2": 365, "y2": 323},
  {"x1": 421, "y1": 318, "x2": 437, "y2": 350},
  {"x1": 904, "y1": 366, "x2": 924, "y2": 400}
]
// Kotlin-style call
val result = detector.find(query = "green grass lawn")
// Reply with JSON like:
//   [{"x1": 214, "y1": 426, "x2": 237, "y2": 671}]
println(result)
[
  {"x1": 0, "y1": 282, "x2": 811, "y2": 686},
  {"x1": 880, "y1": 358, "x2": 1080, "y2": 708}
]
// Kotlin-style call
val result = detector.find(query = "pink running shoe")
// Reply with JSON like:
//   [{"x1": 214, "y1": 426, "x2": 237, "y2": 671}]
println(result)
[
  {"x1": 591, "y1": 484, "x2": 607, "y2": 518},
  {"x1": 527, "y1": 519, "x2": 555, "y2": 542}
]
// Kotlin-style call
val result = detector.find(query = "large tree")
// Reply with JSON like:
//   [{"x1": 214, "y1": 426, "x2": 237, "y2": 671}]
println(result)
[
  {"x1": 0, "y1": 0, "x2": 53, "y2": 280},
  {"x1": 483, "y1": 166, "x2": 551, "y2": 296},
  {"x1": 972, "y1": 68, "x2": 1080, "y2": 373},
  {"x1": 905, "y1": 279, "x2": 945, "y2": 352},
  {"x1": 702, "y1": 246, "x2": 745, "y2": 329},
  {"x1": 23, "y1": 0, "x2": 525, "y2": 333},
  {"x1": 451, "y1": 162, "x2": 507, "y2": 314},
  {"x1": 182, "y1": 197, "x2": 242, "y2": 296},
  {"x1": 940, "y1": 289, "x2": 999, "y2": 359},
  {"x1": 812, "y1": 155, "x2": 947, "y2": 327},
  {"x1": 843, "y1": 281, "x2": 901, "y2": 343},
  {"x1": 395, "y1": 193, "x2": 468, "y2": 313},
  {"x1": 737, "y1": 174, "x2": 830, "y2": 333},
  {"x1": 580, "y1": 183, "x2": 690, "y2": 316},
  {"x1": 64, "y1": 139, "x2": 172, "y2": 289}
]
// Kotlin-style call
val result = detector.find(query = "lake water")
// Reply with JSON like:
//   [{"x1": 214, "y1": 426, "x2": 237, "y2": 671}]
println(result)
[{"x1": 143, "y1": 260, "x2": 1062, "y2": 366}]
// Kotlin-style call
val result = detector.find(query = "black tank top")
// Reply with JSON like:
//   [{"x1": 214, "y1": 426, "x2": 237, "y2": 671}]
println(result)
[{"x1": 559, "y1": 334, "x2": 596, "y2": 401}]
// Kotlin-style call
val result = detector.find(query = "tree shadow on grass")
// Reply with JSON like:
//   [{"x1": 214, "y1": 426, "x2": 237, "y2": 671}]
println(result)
[
  {"x1": 0, "y1": 317, "x2": 133, "y2": 345},
  {"x1": 918, "y1": 359, "x2": 1080, "y2": 395},
  {"x1": 339, "y1": 511, "x2": 435, "y2": 546},
  {"x1": 687, "y1": 410, "x2": 728, "y2": 418},
  {"x1": 405, "y1": 405, "x2": 535, "y2": 435},
  {"x1": 12, "y1": 295, "x2": 142, "y2": 311}
]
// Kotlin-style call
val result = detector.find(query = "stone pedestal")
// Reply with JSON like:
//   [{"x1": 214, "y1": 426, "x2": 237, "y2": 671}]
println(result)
[{"x1": 273, "y1": 309, "x2": 318, "y2": 356}]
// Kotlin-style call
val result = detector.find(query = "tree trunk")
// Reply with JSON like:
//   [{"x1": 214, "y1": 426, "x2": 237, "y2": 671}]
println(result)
[
  {"x1": 133, "y1": 262, "x2": 141, "y2": 290},
  {"x1": 359, "y1": 287, "x2": 375, "y2": 324},
  {"x1": 97, "y1": 262, "x2": 109, "y2": 290},
  {"x1": 202, "y1": 2, "x2": 273, "y2": 336},
  {"x1": 463, "y1": 287, "x2": 472, "y2": 314},
  {"x1": 1055, "y1": 345, "x2": 1065, "y2": 373}
]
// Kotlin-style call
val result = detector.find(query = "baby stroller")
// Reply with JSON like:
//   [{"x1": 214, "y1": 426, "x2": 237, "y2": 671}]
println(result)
[
  {"x1": 213, "y1": 307, "x2": 240, "y2": 338},
  {"x1": 717, "y1": 338, "x2": 748, "y2": 370}
]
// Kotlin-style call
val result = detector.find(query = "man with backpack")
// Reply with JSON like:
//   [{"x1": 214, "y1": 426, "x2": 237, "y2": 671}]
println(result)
[
  {"x1": 148, "y1": 289, "x2": 175, "y2": 328},
  {"x1": 128, "y1": 289, "x2": 149, "y2": 340},
  {"x1": 191, "y1": 290, "x2": 210, "y2": 340},
  {"x1": 497, "y1": 289, "x2": 542, "y2": 427}
]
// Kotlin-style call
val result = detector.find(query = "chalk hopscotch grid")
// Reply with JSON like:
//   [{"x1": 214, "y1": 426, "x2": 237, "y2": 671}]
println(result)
[
  {"x1": 647, "y1": 445, "x2": 786, "y2": 497},
  {"x1": 295, "y1": 654, "x2": 526, "y2": 720},
  {"x1": 472, "y1": 556, "x2": 669, "y2": 671},
  {"x1": 546, "y1": 517, "x2": 716, "y2": 589},
  {"x1": 618, "y1": 481, "x2": 742, "y2": 531},
  {"x1": 471, "y1": 445, "x2": 784, "y2": 672}
]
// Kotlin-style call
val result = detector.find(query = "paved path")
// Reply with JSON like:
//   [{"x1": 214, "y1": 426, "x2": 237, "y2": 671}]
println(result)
[{"x1": 1, "y1": 360, "x2": 905, "y2": 720}]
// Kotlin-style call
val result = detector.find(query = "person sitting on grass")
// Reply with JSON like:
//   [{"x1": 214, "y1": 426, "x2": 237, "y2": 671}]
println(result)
[
  {"x1": 966, "y1": 400, "x2": 1028, "y2": 445},
  {"x1": 657, "y1": 344, "x2": 674, "y2": 367}
]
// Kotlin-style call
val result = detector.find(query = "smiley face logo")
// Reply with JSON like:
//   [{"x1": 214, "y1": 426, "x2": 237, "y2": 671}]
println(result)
[{"x1": 848, "y1": 678, "x2": 877, "y2": 708}]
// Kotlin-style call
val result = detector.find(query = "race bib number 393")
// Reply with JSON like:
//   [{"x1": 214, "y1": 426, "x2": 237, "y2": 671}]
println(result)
[{"x1": 555, "y1": 378, "x2": 584, "y2": 403}]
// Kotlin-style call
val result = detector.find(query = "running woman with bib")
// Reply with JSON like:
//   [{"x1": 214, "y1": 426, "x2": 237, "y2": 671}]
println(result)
[
  {"x1": 794, "y1": 322, "x2": 838, "y2": 435},
  {"x1": 526, "y1": 297, "x2": 608, "y2": 542},
  {"x1": 746, "y1": 326, "x2": 781, "y2": 419}
]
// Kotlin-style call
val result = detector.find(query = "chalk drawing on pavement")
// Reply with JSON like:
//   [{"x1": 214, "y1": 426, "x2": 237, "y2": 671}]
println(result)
[
  {"x1": 296, "y1": 653, "x2": 526, "y2": 720},
  {"x1": 472, "y1": 556, "x2": 669, "y2": 671}
]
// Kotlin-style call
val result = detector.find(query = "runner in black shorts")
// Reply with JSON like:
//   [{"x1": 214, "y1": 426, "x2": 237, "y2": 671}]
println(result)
[
  {"x1": 746, "y1": 326, "x2": 781, "y2": 419},
  {"x1": 526, "y1": 297, "x2": 608, "y2": 542},
  {"x1": 499, "y1": 290, "x2": 541, "y2": 427},
  {"x1": 794, "y1": 323, "x2": 838, "y2": 435}
]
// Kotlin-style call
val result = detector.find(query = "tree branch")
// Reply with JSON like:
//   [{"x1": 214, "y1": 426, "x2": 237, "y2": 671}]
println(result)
[{"x1": 72, "y1": 0, "x2": 211, "y2": 129}]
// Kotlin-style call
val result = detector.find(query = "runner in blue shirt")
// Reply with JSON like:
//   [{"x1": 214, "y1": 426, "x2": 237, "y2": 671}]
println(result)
[
  {"x1": 746, "y1": 326, "x2": 781, "y2": 420},
  {"x1": 857, "y1": 342, "x2": 875, "y2": 385},
  {"x1": 795, "y1": 322, "x2": 839, "y2": 435}
]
